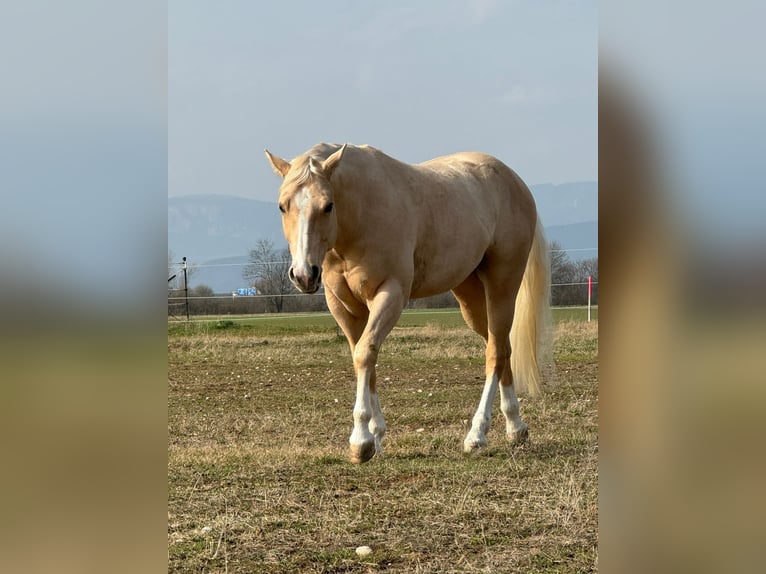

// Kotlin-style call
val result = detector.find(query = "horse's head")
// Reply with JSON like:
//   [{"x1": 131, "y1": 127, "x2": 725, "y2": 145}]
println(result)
[{"x1": 264, "y1": 144, "x2": 347, "y2": 293}]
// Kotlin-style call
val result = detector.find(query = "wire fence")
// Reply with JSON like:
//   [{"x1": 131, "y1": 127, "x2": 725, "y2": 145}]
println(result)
[
  {"x1": 167, "y1": 280, "x2": 598, "y2": 302},
  {"x1": 169, "y1": 247, "x2": 597, "y2": 318},
  {"x1": 170, "y1": 247, "x2": 598, "y2": 271}
]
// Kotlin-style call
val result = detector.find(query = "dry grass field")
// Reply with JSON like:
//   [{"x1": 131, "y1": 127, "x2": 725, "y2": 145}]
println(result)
[{"x1": 168, "y1": 310, "x2": 598, "y2": 573}]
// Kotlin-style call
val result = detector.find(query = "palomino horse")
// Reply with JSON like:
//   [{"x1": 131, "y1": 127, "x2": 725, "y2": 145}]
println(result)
[{"x1": 264, "y1": 143, "x2": 550, "y2": 463}]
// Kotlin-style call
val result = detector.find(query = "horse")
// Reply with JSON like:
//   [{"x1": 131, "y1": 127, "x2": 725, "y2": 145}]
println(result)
[{"x1": 264, "y1": 143, "x2": 550, "y2": 463}]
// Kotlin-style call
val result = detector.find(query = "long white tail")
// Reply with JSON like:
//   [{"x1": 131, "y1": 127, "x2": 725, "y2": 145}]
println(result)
[{"x1": 510, "y1": 217, "x2": 552, "y2": 395}]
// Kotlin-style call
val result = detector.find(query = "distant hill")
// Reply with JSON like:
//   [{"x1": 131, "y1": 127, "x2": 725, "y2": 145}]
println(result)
[
  {"x1": 545, "y1": 221, "x2": 598, "y2": 261},
  {"x1": 531, "y1": 181, "x2": 598, "y2": 227},
  {"x1": 168, "y1": 195, "x2": 285, "y2": 263},
  {"x1": 187, "y1": 255, "x2": 251, "y2": 294},
  {"x1": 170, "y1": 181, "x2": 597, "y2": 292}
]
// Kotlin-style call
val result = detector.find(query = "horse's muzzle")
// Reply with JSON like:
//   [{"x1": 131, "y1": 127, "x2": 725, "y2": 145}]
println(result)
[{"x1": 289, "y1": 264, "x2": 322, "y2": 293}]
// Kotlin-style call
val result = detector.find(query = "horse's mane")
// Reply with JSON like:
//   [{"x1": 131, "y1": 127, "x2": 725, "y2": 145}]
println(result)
[
  {"x1": 283, "y1": 160, "x2": 314, "y2": 188},
  {"x1": 284, "y1": 143, "x2": 343, "y2": 187}
]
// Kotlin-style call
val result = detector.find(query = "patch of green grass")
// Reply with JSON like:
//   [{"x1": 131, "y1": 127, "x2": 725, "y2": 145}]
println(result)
[
  {"x1": 169, "y1": 306, "x2": 598, "y2": 339},
  {"x1": 553, "y1": 306, "x2": 598, "y2": 323}
]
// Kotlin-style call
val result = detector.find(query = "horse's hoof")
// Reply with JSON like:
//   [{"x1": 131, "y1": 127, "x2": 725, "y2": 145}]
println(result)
[
  {"x1": 508, "y1": 424, "x2": 529, "y2": 445},
  {"x1": 462, "y1": 437, "x2": 488, "y2": 454},
  {"x1": 350, "y1": 441, "x2": 376, "y2": 464}
]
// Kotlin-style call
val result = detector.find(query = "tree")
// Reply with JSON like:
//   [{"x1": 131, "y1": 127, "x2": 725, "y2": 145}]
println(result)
[
  {"x1": 190, "y1": 284, "x2": 214, "y2": 298},
  {"x1": 243, "y1": 239, "x2": 293, "y2": 312},
  {"x1": 549, "y1": 241, "x2": 575, "y2": 285},
  {"x1": 167, "y1": 249, "x2": 197, "y2": 290},
  {"x1": 168, "y1": 249, "x2": 179, "y2": 290},
  {"x1": 549, "y1": 241, "x2": 598, "y2": 306},
  {"x1": 576, "y1": 257, "x2": 599, "y2": 306},
  {"x1": 187, "y1": 284, "x2": 215, "y2": 315},
  {"x1": 576, "y1": 257, "x2": 598, "y2": 283},
  {"x1": 168, "y1": 250, "x2": 202, "y2": 317}
]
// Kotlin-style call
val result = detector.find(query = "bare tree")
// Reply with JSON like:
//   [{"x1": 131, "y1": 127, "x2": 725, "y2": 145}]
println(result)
[
  {"x1": 548, "y1": 241, "x2": 599, "y2": 306},
  {"x1": 168, "y1": 249, "x2": 197, "y2": 290},
  {"x1": 576, "y1": 257, "x2": 598, "y2": 282},
  {"x1": 243, "y1": 239, "x2": 293, "y2": 312},
  {"x1": 549, "y1": 241, "x2": 579, "y2": 306},
  {"x1": 550, "y1": 241, "x2": 571, "y2": 296},
  {"x1": 168, "y1": 249, "x2": 183, "y2": 316},
  {"x1": 168, "y1": 249, "x2": 179, "y2": 290},
  {"x1": 168, "y1": 250, "x2": 201, "y2": 317},
  {"x1": 187, "y1": 284, "x2": 215, "y2": 315},
  {"x1": 576, "y1": 257, "x2": 598, "y2": 305}
]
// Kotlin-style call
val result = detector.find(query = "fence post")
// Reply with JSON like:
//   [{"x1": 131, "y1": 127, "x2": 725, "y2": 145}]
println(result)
[
  {"x1": 587, "y1": 275, "x2": 592, "y2": 322},
  {"x1": 183, "y1": 256, "x2": 190, "y2": 320}
]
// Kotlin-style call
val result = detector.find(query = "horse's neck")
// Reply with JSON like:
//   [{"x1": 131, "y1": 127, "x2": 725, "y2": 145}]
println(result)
[
  {"x1": 332, "y1": 181, "x2": 364, "y2": 256},
  {"x1": 332, "y1": 149, "x2": 416, "y2": 255}
]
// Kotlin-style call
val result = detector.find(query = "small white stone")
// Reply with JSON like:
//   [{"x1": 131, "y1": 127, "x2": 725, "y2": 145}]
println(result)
[
  {"x1": 416, "y1": 428, "x2": 425, "y2": 433},
  {"x1": 355, "y1": 545, "x2": 373, "y2": 557},
  {"x1": 200, "y1": 526, "x2": 212, "y2": 535}
]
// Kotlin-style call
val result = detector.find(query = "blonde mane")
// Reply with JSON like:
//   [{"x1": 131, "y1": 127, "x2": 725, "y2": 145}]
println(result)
[
  {"x1": 283, "y1": 159, "x2": 314, "y2": 188},
  {"x1": 284, "y1": 143, "x2": 341, "y2": 188}
]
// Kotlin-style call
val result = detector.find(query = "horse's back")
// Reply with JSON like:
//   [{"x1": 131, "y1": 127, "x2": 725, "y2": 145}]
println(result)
[
  {"x1": 407, "y1": 151, "x2": 537, "y2": 296},
  {"x1": 324, "y1": 144, "x2": 538, "y2": 298},
  {"x1": 415, "y1": 151, "x2": 537, "y2": 235}
]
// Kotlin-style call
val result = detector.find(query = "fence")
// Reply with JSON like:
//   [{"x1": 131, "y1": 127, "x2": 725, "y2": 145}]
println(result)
[{"x1": 168, "y1": 247, "x2": 597, "y2": 319}]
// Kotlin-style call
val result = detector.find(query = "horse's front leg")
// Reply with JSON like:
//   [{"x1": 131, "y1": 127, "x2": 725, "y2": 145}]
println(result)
[
  {"x1": 349, "y1": 280, "x2": 406, "y2": 464},
  {"x1": 368, "y1": 383, "x2": 386, "y2": 456}
]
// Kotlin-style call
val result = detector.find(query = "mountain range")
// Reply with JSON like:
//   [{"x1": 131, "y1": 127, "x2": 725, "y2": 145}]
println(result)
[{"x1": 169, "y1": 181, "x2": 597, "y2": 293}]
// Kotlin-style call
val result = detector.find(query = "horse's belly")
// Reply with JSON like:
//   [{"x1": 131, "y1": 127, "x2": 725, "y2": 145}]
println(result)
[{"x1": 410, "y1": 240, "x2": 486, "y2": 299}]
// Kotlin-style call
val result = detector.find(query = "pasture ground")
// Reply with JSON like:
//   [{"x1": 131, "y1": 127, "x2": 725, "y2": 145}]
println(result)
[{"x1": 168, "y1": 308, "x2": 598, "y2": 572}]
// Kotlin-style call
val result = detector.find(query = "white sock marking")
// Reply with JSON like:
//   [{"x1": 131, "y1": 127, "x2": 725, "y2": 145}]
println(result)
[
  {"x1": 464, "y1": 373, "x2": 499, "y2": 451},
  {"x1": 499, "y1": 382, "x2": 526, "y2": 436}
]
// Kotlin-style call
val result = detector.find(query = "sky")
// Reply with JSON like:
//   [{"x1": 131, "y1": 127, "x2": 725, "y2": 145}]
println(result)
[{"x1": 169, "y1": 0, "x2": 598, "y2": 202}]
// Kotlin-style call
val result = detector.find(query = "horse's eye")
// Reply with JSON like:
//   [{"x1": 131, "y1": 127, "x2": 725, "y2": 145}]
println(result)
[
  {"x1": 278, "y1": 203, "x2": 286, "y2": 214},
  {"x1": 324, "y1": 202, "x2": 334, "y2": 213}
]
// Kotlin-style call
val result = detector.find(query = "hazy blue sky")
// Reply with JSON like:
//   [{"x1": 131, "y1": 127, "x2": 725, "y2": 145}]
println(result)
[{"x1": 169, "y1": 0, "x2": 597, "y2": 202}]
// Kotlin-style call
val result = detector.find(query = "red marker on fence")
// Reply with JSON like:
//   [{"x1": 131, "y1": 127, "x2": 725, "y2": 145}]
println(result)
[{"x1": 587, "y1": 275, "x2": 592, "y2": 322}]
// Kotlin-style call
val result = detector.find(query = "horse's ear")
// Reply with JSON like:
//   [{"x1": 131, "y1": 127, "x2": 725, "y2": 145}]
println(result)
[
  {"x1": 264, "y1": 149, "x2": 291, "y2": 178},
  {"x1": 321, "y1": 143, "x2": 347, "y2": 179}
]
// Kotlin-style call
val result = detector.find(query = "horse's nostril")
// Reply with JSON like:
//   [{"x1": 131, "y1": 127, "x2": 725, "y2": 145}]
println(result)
[
  {"x1": 311, "y1": 265, "x2": 320, "y2": 281},
  {"x1": 288, "y1": 267, "x2": 295, "y2": 281}
]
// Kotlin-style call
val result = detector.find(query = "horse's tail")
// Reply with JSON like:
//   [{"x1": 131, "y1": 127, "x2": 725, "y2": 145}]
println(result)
[{"x1": 510, "y1": 216, "x2": 552, "y2": 396}]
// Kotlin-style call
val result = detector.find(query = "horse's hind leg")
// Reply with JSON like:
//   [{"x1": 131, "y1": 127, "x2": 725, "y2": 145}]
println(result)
[
  {"x1": 499, "y1": 367, "x2": 528, "y2": 444},
  {"x1": 487, "y1": 267, "x2": 529, "y2": 446},
  {"x1": 452, "y1": 272, "x2": 489, "y2": 342},
  {"x1": 452, "y1": 274, "x2": 494, "y2": 452},
  {"x1": 460, "y1": 267, "x2": 528, "y2": 452}
]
